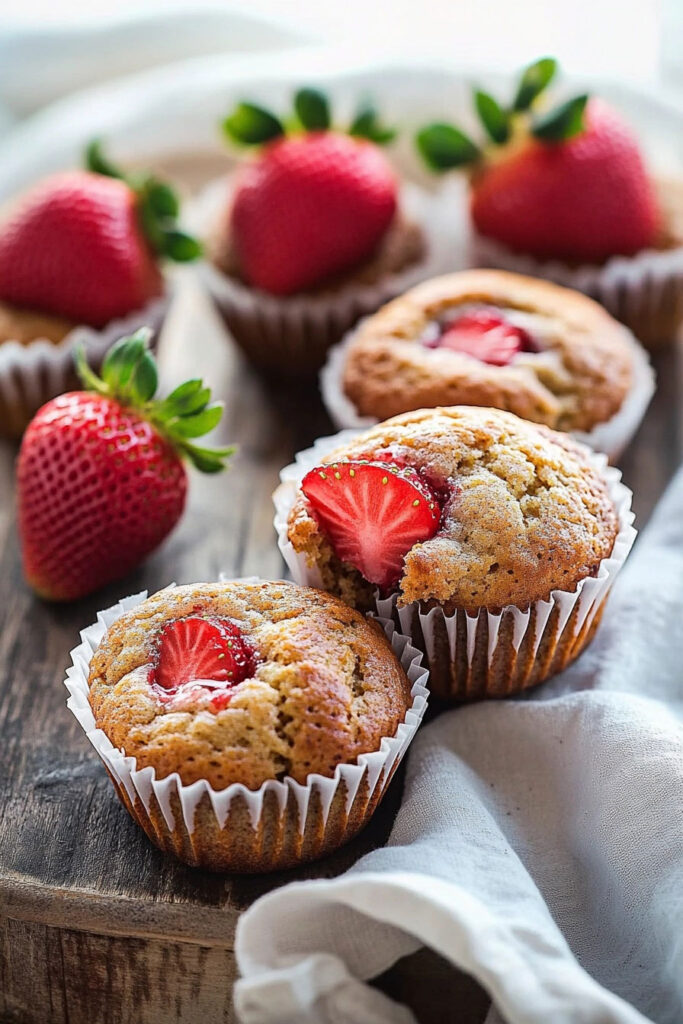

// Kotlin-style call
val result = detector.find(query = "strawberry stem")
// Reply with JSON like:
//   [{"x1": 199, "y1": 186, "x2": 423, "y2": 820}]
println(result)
[
  {"x1": 74, "y1": 329, "x2": 234, "y2": 474},
  {"x1": 84, "y1": 140, "x2": 202, "y2": 264}
]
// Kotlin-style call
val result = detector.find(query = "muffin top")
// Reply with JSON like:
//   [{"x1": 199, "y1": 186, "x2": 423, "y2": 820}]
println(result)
[
  {"x1": 341, "y1": 270, "x2": 635, "y2": 432},
  {"x1": 0, "y1": 300, "x2": 75, "y2": 347},
  {"x1": 286, "y1": 406, "x2": 619, "y2": 611},
  {"x1": 88, "y1": 579, "x2": 412, "y2": 790}
]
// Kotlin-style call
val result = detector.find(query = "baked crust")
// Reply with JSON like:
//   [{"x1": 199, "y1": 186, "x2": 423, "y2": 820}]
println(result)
[
  {"x1": 342, "y1": 269, "x2": 635, "y2": 432},
  {"x1": 88, "y1": 579, "x2": 412, "y2": 791},
  {"x1": 286, "y1": 406, "x2": 619, "y2": 611},
  {"x1": 0, "y1": 299, "x2": 75, "y2": 346}
]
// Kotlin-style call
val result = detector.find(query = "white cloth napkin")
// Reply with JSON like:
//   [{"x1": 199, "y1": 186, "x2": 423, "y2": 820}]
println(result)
[{"x1": 234, "y1": 466, "x2": 683, "y2": 1024}]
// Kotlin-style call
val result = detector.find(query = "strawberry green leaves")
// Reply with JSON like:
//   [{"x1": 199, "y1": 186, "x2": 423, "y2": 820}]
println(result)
[
  {"x1": 222, "y1": 102, "x2": 285, "y2": 145},
  {"x1": 221, "y1": 87, "x2": 396, "y2": 148},
  {"x1": 74, "y1": 329, "x2": 234, "y2": 474},
  {"x1": 416, "y1": 56, "x2": 588, "y2": 172},
  {"x1": 532, "y1": 94, "x2": 588, "y2": 141},
  {"x1": 512, "y1": 57, "x2": 558, "y2": 112},
  {"x1": 85, "y1": 140, "x2": 201, "y2": 263},
  {"x1": 416, "y1": 123, "x2": 481, "y2": 171},
  {"x1": 294, "y1": 88, "x2": 331, "y2": 131}
]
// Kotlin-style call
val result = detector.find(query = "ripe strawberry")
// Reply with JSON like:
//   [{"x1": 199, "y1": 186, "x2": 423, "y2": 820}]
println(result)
[
  {"x1": 17, "y1": 328, "x2": 233, "y2": 601},
  {"x1": 223, "y1": 89, "x2": 398, "y2": 295},
  {"x1": 417, "y1": 58, "x2": 660, "y2": 263},
  {"x1": 0, "y1": 142, "x2": 200, "y2": 327},
  {"x1": 152, "y1": 617, "x2": 256, "y2": 712},
  {"x1": 301, "y1": 460, "x2": 441, "y2": 588},
  {"x1": 438, "y1": 309, "x2": 531, "y2": 365}
]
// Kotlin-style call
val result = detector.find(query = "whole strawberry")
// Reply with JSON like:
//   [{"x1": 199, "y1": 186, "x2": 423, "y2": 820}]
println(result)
[
  {"x1": 223, "y1": 88, "x2": 398, "y2": 295},
  {"x1": 17, "y1": 329, "x2": 233, "y2": 601},
  {"x1": 417, "y1": 58, "x2": 660, "y2": 262},
  {"x1": 0, "y1": 142, "x2": 200, "y2": 327}
]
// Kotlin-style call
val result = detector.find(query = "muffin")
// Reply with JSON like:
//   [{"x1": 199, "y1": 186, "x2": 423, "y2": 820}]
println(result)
[
  {"x1": 275, "y1": 407, "x2": 635, "y2": 701},
  {"x1": 321, "y1": 270, "x2": 654, "y2": 460},
  {"x1": 0, "y1": 141, "x2": 199, "y2": 438},
  {"x1": 193, "y1": 86, "x2": 455, "y2": 377},
  {"x1": 416, "y1": 57, "x2": 683, "y2": 348},
  {"x1": 67, "y1": 579, "x2": 428, "y2": 872}
]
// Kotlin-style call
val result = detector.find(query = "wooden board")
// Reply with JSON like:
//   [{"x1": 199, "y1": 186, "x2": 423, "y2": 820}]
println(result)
[{"x1": 1, "y1": 246, "x2": 681, "y2": 1024}]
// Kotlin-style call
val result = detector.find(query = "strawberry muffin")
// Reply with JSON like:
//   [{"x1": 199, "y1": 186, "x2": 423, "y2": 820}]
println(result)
[
  {"x1": 0, "y1": 141, "x2": 200, "y2": 437},
  {"x1": 322, "y1": 270, "x2": 654, "y2": 460},
  {"x1": 193, "y1": 86, "x2": 454, "y2": 376},
  {"x1": 75, "y1": 579, "x2": 427, "y2": 872},
  {"x1": 276, "y1": 407, "x2": 635, "y2": 701},
  {"x1": 416, "y1": 57, "x2": 683, "y2": 348}
]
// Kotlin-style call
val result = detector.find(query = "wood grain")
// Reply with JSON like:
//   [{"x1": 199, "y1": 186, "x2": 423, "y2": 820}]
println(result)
[{"x1": 0, "y1": 248, "x2": 681, "y2": 1022}]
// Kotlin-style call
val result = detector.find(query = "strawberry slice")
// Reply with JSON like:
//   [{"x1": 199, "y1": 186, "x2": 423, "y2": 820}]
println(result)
[
  {"x1": 152, "y1": 617, "x2": 255, "y2": 711},
  {"x1": 437, "y1": 309, "x2": 530, "y2": 366},
  {"x1": 301, "y1": 460, "x2": 441, "y2": 588}
]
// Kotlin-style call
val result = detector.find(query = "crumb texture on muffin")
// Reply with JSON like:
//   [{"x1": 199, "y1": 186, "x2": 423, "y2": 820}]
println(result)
[
  {"x1": 287, "y1": 406, "x2": 619, "y2": 611},
  {"x1": 88, "y1": 580, "x2": 412, "y2": 790},
  {"x1": 342, "y1": 270, "x2": 634, "y2": 431}
]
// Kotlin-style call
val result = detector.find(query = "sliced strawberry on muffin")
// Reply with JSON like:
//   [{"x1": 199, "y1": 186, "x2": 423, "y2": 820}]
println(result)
[
  {"x1": 194, "y1": 86, "x2": 437, "y2": 376},
  {"x1": 17, "y1": 328, "x2": 233, "y2": 601},
  {"x1": 415, "y1": 57, "x2": 683, "y2": 346}
]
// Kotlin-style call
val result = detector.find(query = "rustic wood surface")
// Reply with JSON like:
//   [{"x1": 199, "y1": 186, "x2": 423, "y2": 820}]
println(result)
[{"x1": 0, "y1": 251, "x2": 681, "y2": 1022}]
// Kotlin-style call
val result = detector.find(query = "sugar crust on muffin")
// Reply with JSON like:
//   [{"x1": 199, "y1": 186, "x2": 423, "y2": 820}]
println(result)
[
  {"x1": 88, "y1": 579, "x2": 412, "y2": 791},
  {"x1": 286, "y1": 406, "x2": 619, "y2": 611},
  {"x1": 341, "y1": 270, "x2": 635, "y2": 431}
]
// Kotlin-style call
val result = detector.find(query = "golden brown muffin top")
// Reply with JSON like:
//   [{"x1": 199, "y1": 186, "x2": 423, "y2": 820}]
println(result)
[
  {"x1": 286, "y1": 406, "x2": 619, "y2": 611},
  {"x1": 342, "y1": 270, "x2": 635, "y2": 432},
  {"x1": 0, "y1": 300, "x2": 75, "y2": 347},
  {"x1": 88, "y1": 580, "x2": 412, "y2": 791}
]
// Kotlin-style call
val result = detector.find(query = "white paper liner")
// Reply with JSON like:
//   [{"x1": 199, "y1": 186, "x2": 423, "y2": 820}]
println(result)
[
  {"x1": 273, "y1": 431, "x2": 636, "y2": 699},
  {"x1": 471, "y1": 232, "x2": 683, "y2": 348},
  {"x1": 187, "y1": 176, "x2": 464, "y2": 374},
  {"x1": 64, "y1": 579, "x2": 429, "y2": 870},
  {"x1": 0, "y1": 290, "x2": 170, "y2": 438},
  {"x1": 320, "y1": 313, "x2": 655, "y2": 464}
]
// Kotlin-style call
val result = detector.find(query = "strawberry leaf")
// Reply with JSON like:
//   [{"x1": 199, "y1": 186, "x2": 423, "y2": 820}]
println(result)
[
  {"x1": 294, "y1": 87, "x2": 331, "y2": 130},
  {"x1": 101, "y1": 329, "x2": 153, "y2": 392},
  {"x1": 85, "y1": 138, "x2": 125, "y2": 180},
  {"x1": 180, "y1": 442, "x2": 236, "y2": 474},
  {"x1": 161, "y1": 230, "x2": 203, "y2": 262},
  {"x1": 222, "y1": 102, "x2": 284, "y2": 145},
  {"x1": 512, "y1": 57, "x2": 558, "y2": 112},
  {"x1": 129, "y1": 350, "x2": 158, "y2": 404},
  {"x1": 474, "y1": 89, "x2": 510, "y2": 144},
  {"x1": 416, "y1": 123, "x2": 481, "y2": 170},
  {"x1": 169, "y1": 404, "x2": 223, "y2": 439},
  {"x1": 145, "y1": 180, "x2": 180, "y2": 218},
  {"x1": 161, "y1": 380, "x2": 211, "y2": 417},
  {"x1": 349, "y1": 102, "x2": 397, "y2": 144},
  {"x1": 532, "y1": 94, "x2": 588, "y2": 141}
]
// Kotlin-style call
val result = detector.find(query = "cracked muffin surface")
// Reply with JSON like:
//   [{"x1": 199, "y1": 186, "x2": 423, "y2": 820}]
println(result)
[
  {"x1": 341, "y1": 270, "x2": 636, "y2": 431},
  {"x1": 286, "y1": 406, "x2": 619, "y2": 611},
  {"x1": 88, "y1": 579, "x2": 412, "y2": 790}
]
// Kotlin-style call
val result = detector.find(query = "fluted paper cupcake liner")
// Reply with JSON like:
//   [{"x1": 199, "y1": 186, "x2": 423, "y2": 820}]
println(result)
[
  {"x1": 189, "y1": 177, "x2": 463, "y2": 377},
  {"x1": 471, "y1": 233, "x2": 683, "y2": 350},
  {"x1": 64, "y1": 581, "x2": 429, "y2": 873},
  {"x1": 273, "y1": 432, "x2": 636, "y2": 701},
  {"x1": 320, "y1": 317, "x2": 655, "y2": 463},
  {"x1": 0, "y1": 292, "x2": 169, "y2": 439}
]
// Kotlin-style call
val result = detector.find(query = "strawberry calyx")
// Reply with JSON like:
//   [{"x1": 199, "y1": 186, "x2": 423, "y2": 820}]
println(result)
[
  {"x1": 151, "y1": 616, "x2": 257, "y2": 712},
  {"x1": 222, "y1": 87, "x2": 396, "y2": 148},
  {"x1": 301, "y1": 458, "x2": 442, "y2": 589},
  {"x1": 85, "y1": 139, "x2": 201, "y2": 263},
  {"x1": 416, "y1": 56, "x2": 588, "y2": 172},
  {"x1": 74, "y1": 328, "x2": 234, "y2": 473}
]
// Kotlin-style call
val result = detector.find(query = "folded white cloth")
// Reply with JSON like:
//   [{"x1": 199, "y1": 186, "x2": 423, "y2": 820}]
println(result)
[{"x1": 235, "y1": 466, "x2": 683, "y2": 1024}]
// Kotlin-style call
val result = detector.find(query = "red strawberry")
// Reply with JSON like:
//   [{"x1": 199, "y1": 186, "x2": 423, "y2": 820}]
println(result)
[
  {"x1": 17, "y1": 328, "x2": 233, "y2": 601},
  {"x1": 471, "y1": 100, "x2": 660, "y2": 262},
  {"x1": 223, "y1": 89, "x2": 398, "y2": 295},
  {"x1": 0, "y1": 142, "x2": 200, "y2": 326},
  {"x1": 301, "y1": 460, "x2": 441, "y2": 588},
  {"x1": 417, "y1": 59, "x2": 660, "y2": 263},
  {"x1": 153, "y1": 617, "x2": 256, "y2": 712},
  {"x1": 437, "y1": 309, "x2": 531, "y2": 366}
]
